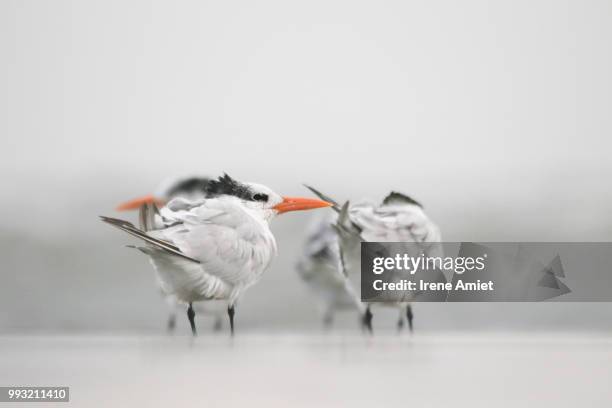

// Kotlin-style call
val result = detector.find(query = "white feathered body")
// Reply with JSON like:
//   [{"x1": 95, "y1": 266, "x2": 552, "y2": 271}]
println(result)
[
  {"x1": 344, "y1": 200, "x2": 443, "y2": 304},
  {"x1": 141, "y1": 196, "x2": 277, "y2": 306},
  {"x1": 298, "y1": 197, "x2": 442, "y2": 322}
]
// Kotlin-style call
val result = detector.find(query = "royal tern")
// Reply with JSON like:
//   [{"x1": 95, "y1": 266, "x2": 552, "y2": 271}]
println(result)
[
  {"x1": 102, "y1": 174, "x2": 332, "y2": 336},
  {"x1": 305, "y1": 186, "x2": 442, "y2": 333}
]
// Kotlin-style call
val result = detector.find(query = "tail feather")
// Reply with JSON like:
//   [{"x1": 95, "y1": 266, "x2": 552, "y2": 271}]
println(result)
[{"x1": 100, "y1": 216, "x2": 200, "y2": 264}]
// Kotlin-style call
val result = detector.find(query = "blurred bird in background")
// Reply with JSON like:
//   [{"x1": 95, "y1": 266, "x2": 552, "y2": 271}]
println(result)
[
  {"x1": 116, "y1": 176, "x2": 212, "y2": 211},
  {"x1": 296, "y1": 211, "x2": 366, "y2": 329},
  {"x1": 304, "y1": 186, "x2": 442, "y2": 333},
  {"x1": 102, "y1": 174, "x2": 332, "y2": 336}
]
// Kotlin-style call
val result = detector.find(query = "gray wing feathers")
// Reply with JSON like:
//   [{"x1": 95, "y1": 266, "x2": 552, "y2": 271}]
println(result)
[{"x1": 100, "y1": 216, "x2": 201, "y2": 263}]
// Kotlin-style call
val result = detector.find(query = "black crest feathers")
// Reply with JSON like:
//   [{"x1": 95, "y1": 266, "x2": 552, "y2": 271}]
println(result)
[
  {"x1": 166, "y1": 177, "x2": 211, "y2": 198},
  {"x1": 381, "y1": 191, "x2": 423, "y2": 208},
  {"x1": 205, "y1": 174, "x2": 253, "y2": 201}
]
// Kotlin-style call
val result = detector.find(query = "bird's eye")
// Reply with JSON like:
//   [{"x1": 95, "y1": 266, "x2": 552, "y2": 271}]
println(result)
[{"x1": 253, "y1": 193, "x2": 269, "y2": 202}]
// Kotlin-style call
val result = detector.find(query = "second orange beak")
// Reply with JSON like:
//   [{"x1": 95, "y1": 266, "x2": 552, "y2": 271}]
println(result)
[
  {"x1": 273, "y1": 197, "x2": 332, "y2": 214},
  {"x1": 116, "y1": 194, "x2": 165, "y2": 211}
]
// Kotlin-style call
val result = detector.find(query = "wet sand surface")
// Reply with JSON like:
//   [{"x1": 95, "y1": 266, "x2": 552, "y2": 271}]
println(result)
[{"x1": 1, "y1": 332, "x2": 611, "y2": 407}]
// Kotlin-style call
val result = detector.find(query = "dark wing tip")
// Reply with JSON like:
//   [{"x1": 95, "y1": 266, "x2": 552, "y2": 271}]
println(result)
[
  {"x1": 101, "y1": 215, "x2": 201, "y2": 264},
  {"x1": 99, "y1": 215, "x2": 136, "y2": 228},
  {"x1": 303, "y1": 184, "x2": 341, "y2": 212}
]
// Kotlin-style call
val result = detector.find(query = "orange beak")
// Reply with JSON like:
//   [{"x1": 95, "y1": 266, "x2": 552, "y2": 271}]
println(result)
[
  {"x1": 273, "y1": 196, "x2": 333, "y2": 214},
  {"x1": 116, "y1": 194, "x2": 166, "y2": 211}
]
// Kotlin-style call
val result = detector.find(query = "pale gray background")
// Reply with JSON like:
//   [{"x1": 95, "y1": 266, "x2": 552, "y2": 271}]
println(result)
[{"x1": 1, "y1": 0, "x2": 611, "y2": 333}]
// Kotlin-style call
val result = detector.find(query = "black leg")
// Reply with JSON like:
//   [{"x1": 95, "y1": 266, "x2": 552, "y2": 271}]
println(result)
[
  {"x1": 187, "y1": 303, "x2": 197, "y2": 336},
  {"x1": 167, "y1": 313, "x2": 177, "y2": 333},
  {"x1": 323, "y1": 308, "x2": 334, "y2": 329},
  {"x1": 227, "y1": 305, "x2": 235, "y2": 336},
  {"x1": 397, "y1": 313, "x2": 405, "y2": 332},
  {"x1": 406, "y1": 304, "x2": 414, "y2": 333},
  {"x1": 213, "y1": 316, "x2": 223, "y2": 332},
  {"x1": 362, "y1": 305, "x2": 373, "y2": 334}
]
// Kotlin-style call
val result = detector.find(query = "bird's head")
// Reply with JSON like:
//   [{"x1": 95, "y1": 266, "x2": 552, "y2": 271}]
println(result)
[{"x1": 205, "y1": 174, "x2": 332, "y2": 220}]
